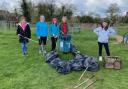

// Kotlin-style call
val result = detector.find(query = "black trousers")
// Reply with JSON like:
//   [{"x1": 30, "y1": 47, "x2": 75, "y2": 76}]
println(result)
[
  {"x1": 98, "y1": 42, "x2": 110, "y2": 56},
  {"x1": 39, "y1": 37, "x2": 47, "y2": 45},
  {"x1": 51, "y1": 37, "x2": 58, "y2": 50}
]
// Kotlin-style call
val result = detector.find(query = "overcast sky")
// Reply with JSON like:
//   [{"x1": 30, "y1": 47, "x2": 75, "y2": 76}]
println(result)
[{"x1": 0, "y1": 0, "x2": 128, "y2": 17}]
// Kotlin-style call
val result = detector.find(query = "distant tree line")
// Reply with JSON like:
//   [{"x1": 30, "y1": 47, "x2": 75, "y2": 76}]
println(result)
[
  {"x1": 10, "y1": 1, "x2": 128, "y2": 23},
  {"x1": 78, "y1": 3, "x2": 128, "y2": 24},
  {"x1": 19, "y1": 0, "x2": 74, "y2": 23}
]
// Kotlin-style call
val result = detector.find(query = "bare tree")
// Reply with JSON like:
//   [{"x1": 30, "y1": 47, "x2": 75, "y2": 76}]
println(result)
[
  {"x1": 20, "y1": 0, "x2": 31, "y2": 22},
  {"x1": 37, "y1": 0, "x2": 74, "y2": 21},
  {"x1": 46, "y1": 0, "x2": 56, "y2": 18},
  {"x1": 106, "y1": 3, "x2": 120, "y2": 23}
]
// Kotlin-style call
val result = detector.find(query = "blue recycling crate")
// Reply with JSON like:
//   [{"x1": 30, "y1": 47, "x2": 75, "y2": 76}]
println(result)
[{"x1": 60, "y1": 35, "x2": 71, "y2": 53}]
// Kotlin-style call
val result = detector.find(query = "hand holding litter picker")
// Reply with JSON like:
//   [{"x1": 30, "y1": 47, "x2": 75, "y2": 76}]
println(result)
[{"x1": 19, "y1": 34, "x2": 38, "y2": 43}]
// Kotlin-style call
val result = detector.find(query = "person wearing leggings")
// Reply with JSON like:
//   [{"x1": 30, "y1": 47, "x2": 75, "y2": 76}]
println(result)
[
  {"x1": 50, "y1": 18, "x2": 60, "y2": 51},
  {"x1": 93, "y1": 21, "x2": 116, "y2": 61},
  {"x1": 36, "y1": 15, "x2": 48, "y2": 54}
]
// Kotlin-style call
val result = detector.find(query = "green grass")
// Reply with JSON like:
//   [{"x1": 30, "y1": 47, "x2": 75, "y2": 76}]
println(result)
[{"x1": 0, "y1": 26, "x2": 128, "y2": 89}]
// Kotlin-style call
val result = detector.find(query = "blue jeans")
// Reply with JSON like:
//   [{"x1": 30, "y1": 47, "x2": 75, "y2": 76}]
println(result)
[{"x1": 21, "y1": 42, "x2": 27, "y2": 55}]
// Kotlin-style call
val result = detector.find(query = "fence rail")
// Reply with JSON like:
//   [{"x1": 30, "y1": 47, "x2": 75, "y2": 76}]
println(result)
[{"x1": 0, "y1": 21, "x2": 128, "y2": 31}]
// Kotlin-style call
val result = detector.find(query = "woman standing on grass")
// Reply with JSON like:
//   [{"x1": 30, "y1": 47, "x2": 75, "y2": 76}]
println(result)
[
  {"x1": 17, "y1": 16, "x2": 31, "y2": 56},
  {"x1": 60, "y1": 16, "x2": 68, "y2": 35},
  {"x1": 36, "y1": 15, "x2": 48, "y2": 54},
  {"x1": 50, "y1": 18, "x2": 60, "y2": 51},
  {"x1": 93, "y1": 21, "x2": 116, "y2": 61}
]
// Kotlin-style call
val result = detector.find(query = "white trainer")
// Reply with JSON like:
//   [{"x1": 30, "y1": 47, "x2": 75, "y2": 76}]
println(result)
[{"x1": 99, "y1": 56, "x2": 103, "y2": 61}]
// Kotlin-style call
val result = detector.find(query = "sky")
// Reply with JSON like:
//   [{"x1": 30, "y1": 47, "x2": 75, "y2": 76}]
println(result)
[{"x1": 0, "y1": 0, "x2": 128, "y2": 17}]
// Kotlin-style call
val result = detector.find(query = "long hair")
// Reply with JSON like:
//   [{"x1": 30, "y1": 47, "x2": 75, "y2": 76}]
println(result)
[
  {"x1": 19, "y1": 16, "x2": 26, "y2": 23},
  {"x1": 62, "y1": 16, "x2": 67, "y2": 23},
  {"x1": 100, "y1": 22, "x2": 109, "y2": 31}
]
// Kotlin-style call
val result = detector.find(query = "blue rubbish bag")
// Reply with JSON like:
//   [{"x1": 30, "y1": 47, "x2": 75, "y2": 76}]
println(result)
[{"x1": 60, "y1": 35, "x2": 71, "y2": 53}]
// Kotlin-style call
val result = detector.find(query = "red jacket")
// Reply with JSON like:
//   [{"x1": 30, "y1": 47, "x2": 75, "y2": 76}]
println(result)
[{"x1": 60, "y1": 22, "x2": 68, "y2": 35}]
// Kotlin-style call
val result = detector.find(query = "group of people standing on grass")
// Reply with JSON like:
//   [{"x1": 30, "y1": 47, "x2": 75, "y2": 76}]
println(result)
[
  {"x1": 17, "y1": 15, "x2": 68, "y2": 55},
  {"x1": 16, "y1": 15, "x2": 116, "y2": 62}
]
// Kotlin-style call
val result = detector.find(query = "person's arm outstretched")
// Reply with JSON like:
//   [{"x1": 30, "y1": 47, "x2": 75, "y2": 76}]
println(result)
[{"x1": 93, "y1": 27, "x2": 100, "y2": 35}]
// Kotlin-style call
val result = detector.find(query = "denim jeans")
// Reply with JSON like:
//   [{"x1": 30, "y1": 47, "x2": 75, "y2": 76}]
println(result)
[{"x1": 21, "y1": 42, "x2": 27, "y2": 55}]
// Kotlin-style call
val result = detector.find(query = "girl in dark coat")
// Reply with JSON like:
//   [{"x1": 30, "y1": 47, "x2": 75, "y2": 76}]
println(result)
[{"x1": 17, "y1": 16, "x2": 31, "y2": 55}]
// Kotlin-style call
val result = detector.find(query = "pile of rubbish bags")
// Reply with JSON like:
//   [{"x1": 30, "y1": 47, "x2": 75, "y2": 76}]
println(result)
[{"x1": 45, "y1": 45, "x2": 99, "y2": 74}]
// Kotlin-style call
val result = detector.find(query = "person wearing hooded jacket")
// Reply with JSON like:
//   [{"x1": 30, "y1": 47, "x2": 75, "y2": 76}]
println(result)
[
  {"x1": 50, "y1": 18, "x2": 60, "y2": 51},
  {"x1": 17, "y1": 16, "x2": 31, "y2": 56}
]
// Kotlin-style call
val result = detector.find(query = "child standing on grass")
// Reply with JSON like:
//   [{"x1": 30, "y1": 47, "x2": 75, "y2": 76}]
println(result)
[
  {"x1": 36, "y1": 15, "x2": 48, "y2": 54},
  {"x1": 60, "y1": 16, "x2": 68, "y2": 35},
  {"x1": 50, "y1": 18, "x2": 60, "y2": 51},
  {"x1": 93, "y1": 21, "x2": 116, "y2": 61},
  {"x1": 17, "y1": 16, "x2": 31, "y2": 56}
]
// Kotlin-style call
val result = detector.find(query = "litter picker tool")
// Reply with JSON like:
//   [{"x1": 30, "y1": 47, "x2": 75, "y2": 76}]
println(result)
[
  {"x1": 18, "y1": 34, "x2": 38, "y2": 43},
  {"x1": 74, "y1": 74, "x2": 95, "y2": 89},
  {"x1": 18, "y1": 34, "x2": 47, "y2": 55},
  {"x1": 78, "y1": 67, "x2": 89, "y2": 81},
  {"x1": 83, "y1": 77, "x2": 104, "y2": 89}
]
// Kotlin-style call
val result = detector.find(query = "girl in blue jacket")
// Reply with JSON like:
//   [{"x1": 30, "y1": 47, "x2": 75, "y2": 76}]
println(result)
[
  {"x1": 36, "y1": 15, "x2": 48, "y2": 54},
  {"x1": 93, "y1": 21, "x2": 116, "y2": 61},
  {"x1": 50, "y1": 18, "x2": 60, "y2": 51}
]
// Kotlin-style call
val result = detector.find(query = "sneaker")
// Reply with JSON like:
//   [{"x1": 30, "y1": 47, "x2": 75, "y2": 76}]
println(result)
[
  {"x1": 99, "y1": 56, "x2": 103, "y2": 61},
  {"x1": 41, "y1": 45, "x2": 44, "y2": 51}
]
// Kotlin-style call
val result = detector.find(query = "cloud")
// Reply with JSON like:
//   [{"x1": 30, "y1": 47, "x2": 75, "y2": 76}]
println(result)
[
  {"x1": 0, "y1": 0, "x2": 20, "y2": 11},
  {"x1": 0, "y1": 0, "x2": 128, "y2": 17},
  {"x1": 71, "y1": 0, "x2": 128, "y2": 17}
]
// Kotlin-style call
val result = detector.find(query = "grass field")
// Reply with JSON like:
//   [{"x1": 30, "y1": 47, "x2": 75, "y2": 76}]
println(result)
[{"x1": 0, "y1": 26, "x2": 128, "y2": 89}]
